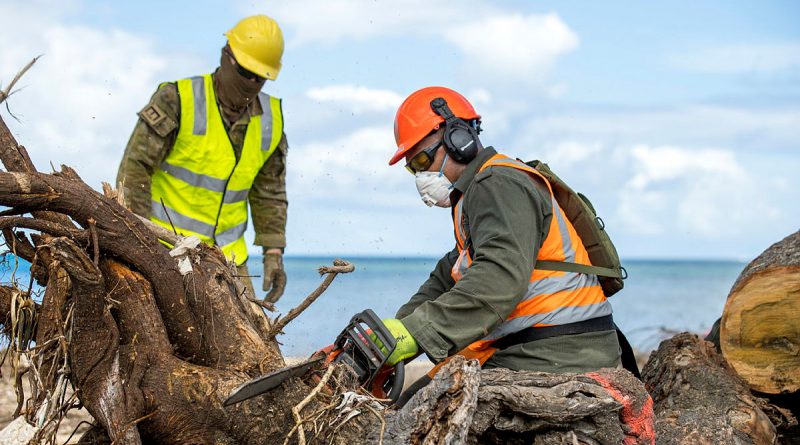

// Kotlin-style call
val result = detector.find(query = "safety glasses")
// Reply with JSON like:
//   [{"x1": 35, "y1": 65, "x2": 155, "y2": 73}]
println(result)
[
  {"x1": 224, "y1": 47, "x2": 265, "y2": 82},
  {"x1": 405, "y1": 140, "x2": 442, "y2": 174}
]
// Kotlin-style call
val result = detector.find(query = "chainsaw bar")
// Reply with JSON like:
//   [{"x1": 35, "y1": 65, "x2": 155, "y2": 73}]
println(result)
[{"x1": 223, "y1": 356, "x2": 324, "y2": 406}]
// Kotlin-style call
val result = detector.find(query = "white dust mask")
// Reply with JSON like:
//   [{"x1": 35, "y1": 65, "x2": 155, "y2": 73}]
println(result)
[{"x1": 415, "y1": 156, "x2": 453, "y2": 208}]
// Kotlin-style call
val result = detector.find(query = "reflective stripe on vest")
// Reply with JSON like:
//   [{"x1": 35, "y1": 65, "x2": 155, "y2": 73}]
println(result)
[
  {"x1": 451, "y1": 153, "x2": 611, "y2": 349},
  {"x1": 149, "y1": 74, "x2": 283, "y2": 265}
]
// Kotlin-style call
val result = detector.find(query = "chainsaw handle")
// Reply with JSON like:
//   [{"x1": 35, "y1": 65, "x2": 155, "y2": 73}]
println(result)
[
  {"x1": 369, "y1": 360, "x2": 405, "y2": 404},
  {"x1": 387, "y1": 361, "x2": 405, "y2": 404}
]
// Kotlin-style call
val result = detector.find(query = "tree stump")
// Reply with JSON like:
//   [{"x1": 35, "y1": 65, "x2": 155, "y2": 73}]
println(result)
[
  {"x1": 720, "y1": 230, "x2": 800, "y2": 395},
  {"x1": 642, "y1": 332, "x2": 778, "y2": 444}
]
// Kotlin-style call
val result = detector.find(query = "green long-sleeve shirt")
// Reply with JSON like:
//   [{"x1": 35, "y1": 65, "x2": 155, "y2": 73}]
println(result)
[
  {"x1": 397, "y1": 147, "x2": 620, "y2": 373},
  {"x1": 116, "y1": 80, "x2": 288, "y2": 249}
]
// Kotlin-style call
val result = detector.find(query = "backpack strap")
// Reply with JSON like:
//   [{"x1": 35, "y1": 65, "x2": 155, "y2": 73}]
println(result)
[{"x1": 534, "y1": 260, "x2": 626, "y2": 279}]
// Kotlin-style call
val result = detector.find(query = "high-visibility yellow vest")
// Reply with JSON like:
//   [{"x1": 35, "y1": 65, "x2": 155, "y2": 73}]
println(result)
[
  {"x1": 150, "y1": 74, "x2": 283, "y2": 265},
  {"x1": 450, "y1": 153, "x2": 611, "y2": 363}
]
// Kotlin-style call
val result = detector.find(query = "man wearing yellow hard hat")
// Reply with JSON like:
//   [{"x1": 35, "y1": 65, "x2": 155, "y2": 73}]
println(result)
[{"x1": 117, "y1": 15, "x2": 289, "y2": 303}]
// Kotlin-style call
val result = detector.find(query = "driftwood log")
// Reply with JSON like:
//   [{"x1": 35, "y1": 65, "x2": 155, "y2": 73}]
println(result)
[
  {"x1": 641, "y1": 332, "x2": 800, "y2": 444},
  {"x1": 720, "y1": 230, "x2": 800, "y2": 395}
]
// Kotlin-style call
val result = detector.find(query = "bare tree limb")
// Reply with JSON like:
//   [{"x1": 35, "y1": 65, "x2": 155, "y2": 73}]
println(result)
[
  {"x1": 268, "y1": 259, "x2": 355, "y2": 338},
  {"x1": 133, "y1": 214, "x2": 179, "y2": 245},
  {"x1": 2, "y1": 228, "x2": 37, "y2": 263},
  {"x1": 0, "y1": 115, "x2": 77, "y2": 230},
  {"x1": 0, "y1": 216, "x2": 88, "y2": 242},
  {"x1": 0, "y1": 56, "x2": 41, "y2": 105},
  {"x1": 88, "y1": 218, "x2": 99, "y2": 266}
]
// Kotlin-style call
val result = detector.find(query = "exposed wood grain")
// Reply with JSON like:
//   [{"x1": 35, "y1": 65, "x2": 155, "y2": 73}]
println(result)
[{"x1": 722, "y1": 231, "x2": 800, "y2": 394}]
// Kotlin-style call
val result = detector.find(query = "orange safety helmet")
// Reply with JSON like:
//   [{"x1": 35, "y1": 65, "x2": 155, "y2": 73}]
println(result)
[{"x1": 390, "y1": 87, "x2": 480, "y2": 165}]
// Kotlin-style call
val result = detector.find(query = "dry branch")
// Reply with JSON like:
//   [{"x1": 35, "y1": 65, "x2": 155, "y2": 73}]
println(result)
[
  {"x1": 0, "y1": 216, "x2": 88, "y2": 242},
  {"x1": 268, "y1": 259, "x2": 355, "y2": 337},
  {"x1": 0, "y1": 56, "x2": 41, "y2": 105}
]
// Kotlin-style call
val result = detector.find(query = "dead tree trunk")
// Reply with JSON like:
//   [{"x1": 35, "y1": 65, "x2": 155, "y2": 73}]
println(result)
[
  {"x1": 642, "y1": 332, "x2": 781, "y2": 444},
  {"x1": 721, "y1": 230, "x2": 800, "y2": 395}
]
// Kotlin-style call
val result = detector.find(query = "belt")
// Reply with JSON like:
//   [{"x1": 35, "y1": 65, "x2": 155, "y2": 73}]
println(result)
[{"x1": 492, "y1": 314, "x2": 615, "y2": 350}]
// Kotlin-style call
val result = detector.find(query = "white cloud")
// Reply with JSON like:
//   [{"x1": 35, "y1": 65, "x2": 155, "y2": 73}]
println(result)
[
  {"x1": 627, "y1": 145, "x2": 742, "y2": 190},
  {"x1": 669, "y1": 43, "x2": 800, "y2": 73},
  {"x1": 251, "y1": 1, "x2": 578, "y2": 92},
  {"x1": 443, "y1": 13, "x2": 579, "y2": 86},
  {"x1": 542, "y1": 141, "x2": 603, "y2": 167},
  {"x1": 466, "y1": 88, "x2": 492, "y2": 106},
  {"x1": 289, "y1": 126, "x2": 411, "y2": 201},
  {"x1": 0, "y1": 2, "x2": 203, "y2": 188},
  {"x1": 515, "y1": 104, "x2": 800, "y2": 154},
  {"x1": 306, "y1": 85, "x2": 403, "y2": 113},
  {"x1": 618, "y1": 145, "x2": 767, "y2": 237},
  {"x1": 284, "y1": 125, "x2": 453, "y2": 255},
  {"x1": 254, "y1": 0, "x2": 477, "y2": 46}
]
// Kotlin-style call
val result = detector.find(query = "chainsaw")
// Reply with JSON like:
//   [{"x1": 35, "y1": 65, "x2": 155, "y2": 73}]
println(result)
[{"x1": 224, "y1": 309, "x2": 405, "y2": 406}]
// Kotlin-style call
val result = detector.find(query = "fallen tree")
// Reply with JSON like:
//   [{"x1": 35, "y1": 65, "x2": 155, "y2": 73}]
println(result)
[{"x1": 0, "y1": 96, "x2": 376, "y2": 442}]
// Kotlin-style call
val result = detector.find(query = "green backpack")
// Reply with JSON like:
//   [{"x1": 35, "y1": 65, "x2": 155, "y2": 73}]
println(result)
[{"x1": 525, "y1": 160, "x2": 626, "y2": 297}]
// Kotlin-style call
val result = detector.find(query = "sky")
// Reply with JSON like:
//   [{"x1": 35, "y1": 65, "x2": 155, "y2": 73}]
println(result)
[{"x1": 0, "y1": 0, "x2": 798, "y2": 260}]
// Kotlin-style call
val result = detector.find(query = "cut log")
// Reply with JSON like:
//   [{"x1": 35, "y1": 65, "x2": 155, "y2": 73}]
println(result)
[
  {"x1": 721, "y1": 230, "x2": 800, "y2": 394},
  {"x1": 642, "y1": 332, "x2": 778, "y2": 444}
]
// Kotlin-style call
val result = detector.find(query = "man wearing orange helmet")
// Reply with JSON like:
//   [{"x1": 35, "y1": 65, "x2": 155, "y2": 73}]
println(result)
[
  {"x1": 379, "y1": 87, "x2": 622, "y2": 377},
  {"x1": 117, "y1": 15, "x2": 289, "y2": 304}
]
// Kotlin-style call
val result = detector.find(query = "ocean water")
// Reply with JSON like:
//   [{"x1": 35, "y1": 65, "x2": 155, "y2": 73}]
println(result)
[
  {"x1": 0, "y1": 255, "x2": 745, "y2": 357},
  {"x1": 259, "y1": 257, "x2": 745, "y2": 357}
]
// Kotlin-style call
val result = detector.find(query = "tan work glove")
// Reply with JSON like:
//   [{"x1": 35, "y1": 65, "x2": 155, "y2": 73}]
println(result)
[{"x1": 262, "y1": 250, "x2": 287, "y2": 303}]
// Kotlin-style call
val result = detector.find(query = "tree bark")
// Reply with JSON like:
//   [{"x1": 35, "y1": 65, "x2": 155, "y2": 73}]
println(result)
[
  {"x1": 720, "y1": 230, "x2": 800, "y2": 394},
  {"x1": 642, "y1": 332, "x2": 779, "y2": 444}
]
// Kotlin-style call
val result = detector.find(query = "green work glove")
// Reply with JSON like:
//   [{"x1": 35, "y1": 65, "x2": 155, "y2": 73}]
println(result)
[
  {"x1": 262, "y1": 251, "x2": 286, "y2": 303},
  {"x1": 372, "y1": 318, "x2": 419, "y2": 366}
]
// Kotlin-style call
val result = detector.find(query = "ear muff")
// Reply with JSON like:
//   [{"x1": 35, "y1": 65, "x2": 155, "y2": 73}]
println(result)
[{"x1": 430, "y1": 97, "x2": 481, "y2": 164}]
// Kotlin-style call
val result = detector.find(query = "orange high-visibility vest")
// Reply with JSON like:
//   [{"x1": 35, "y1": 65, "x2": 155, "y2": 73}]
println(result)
[{"x1": 448, "y1": 153, "x2": 612, "y2": 364}]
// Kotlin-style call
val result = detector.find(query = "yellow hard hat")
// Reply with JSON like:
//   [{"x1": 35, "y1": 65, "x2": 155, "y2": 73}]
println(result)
[{"x1": 225, "y1": 15, "x2": 284, "y2": 80}]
